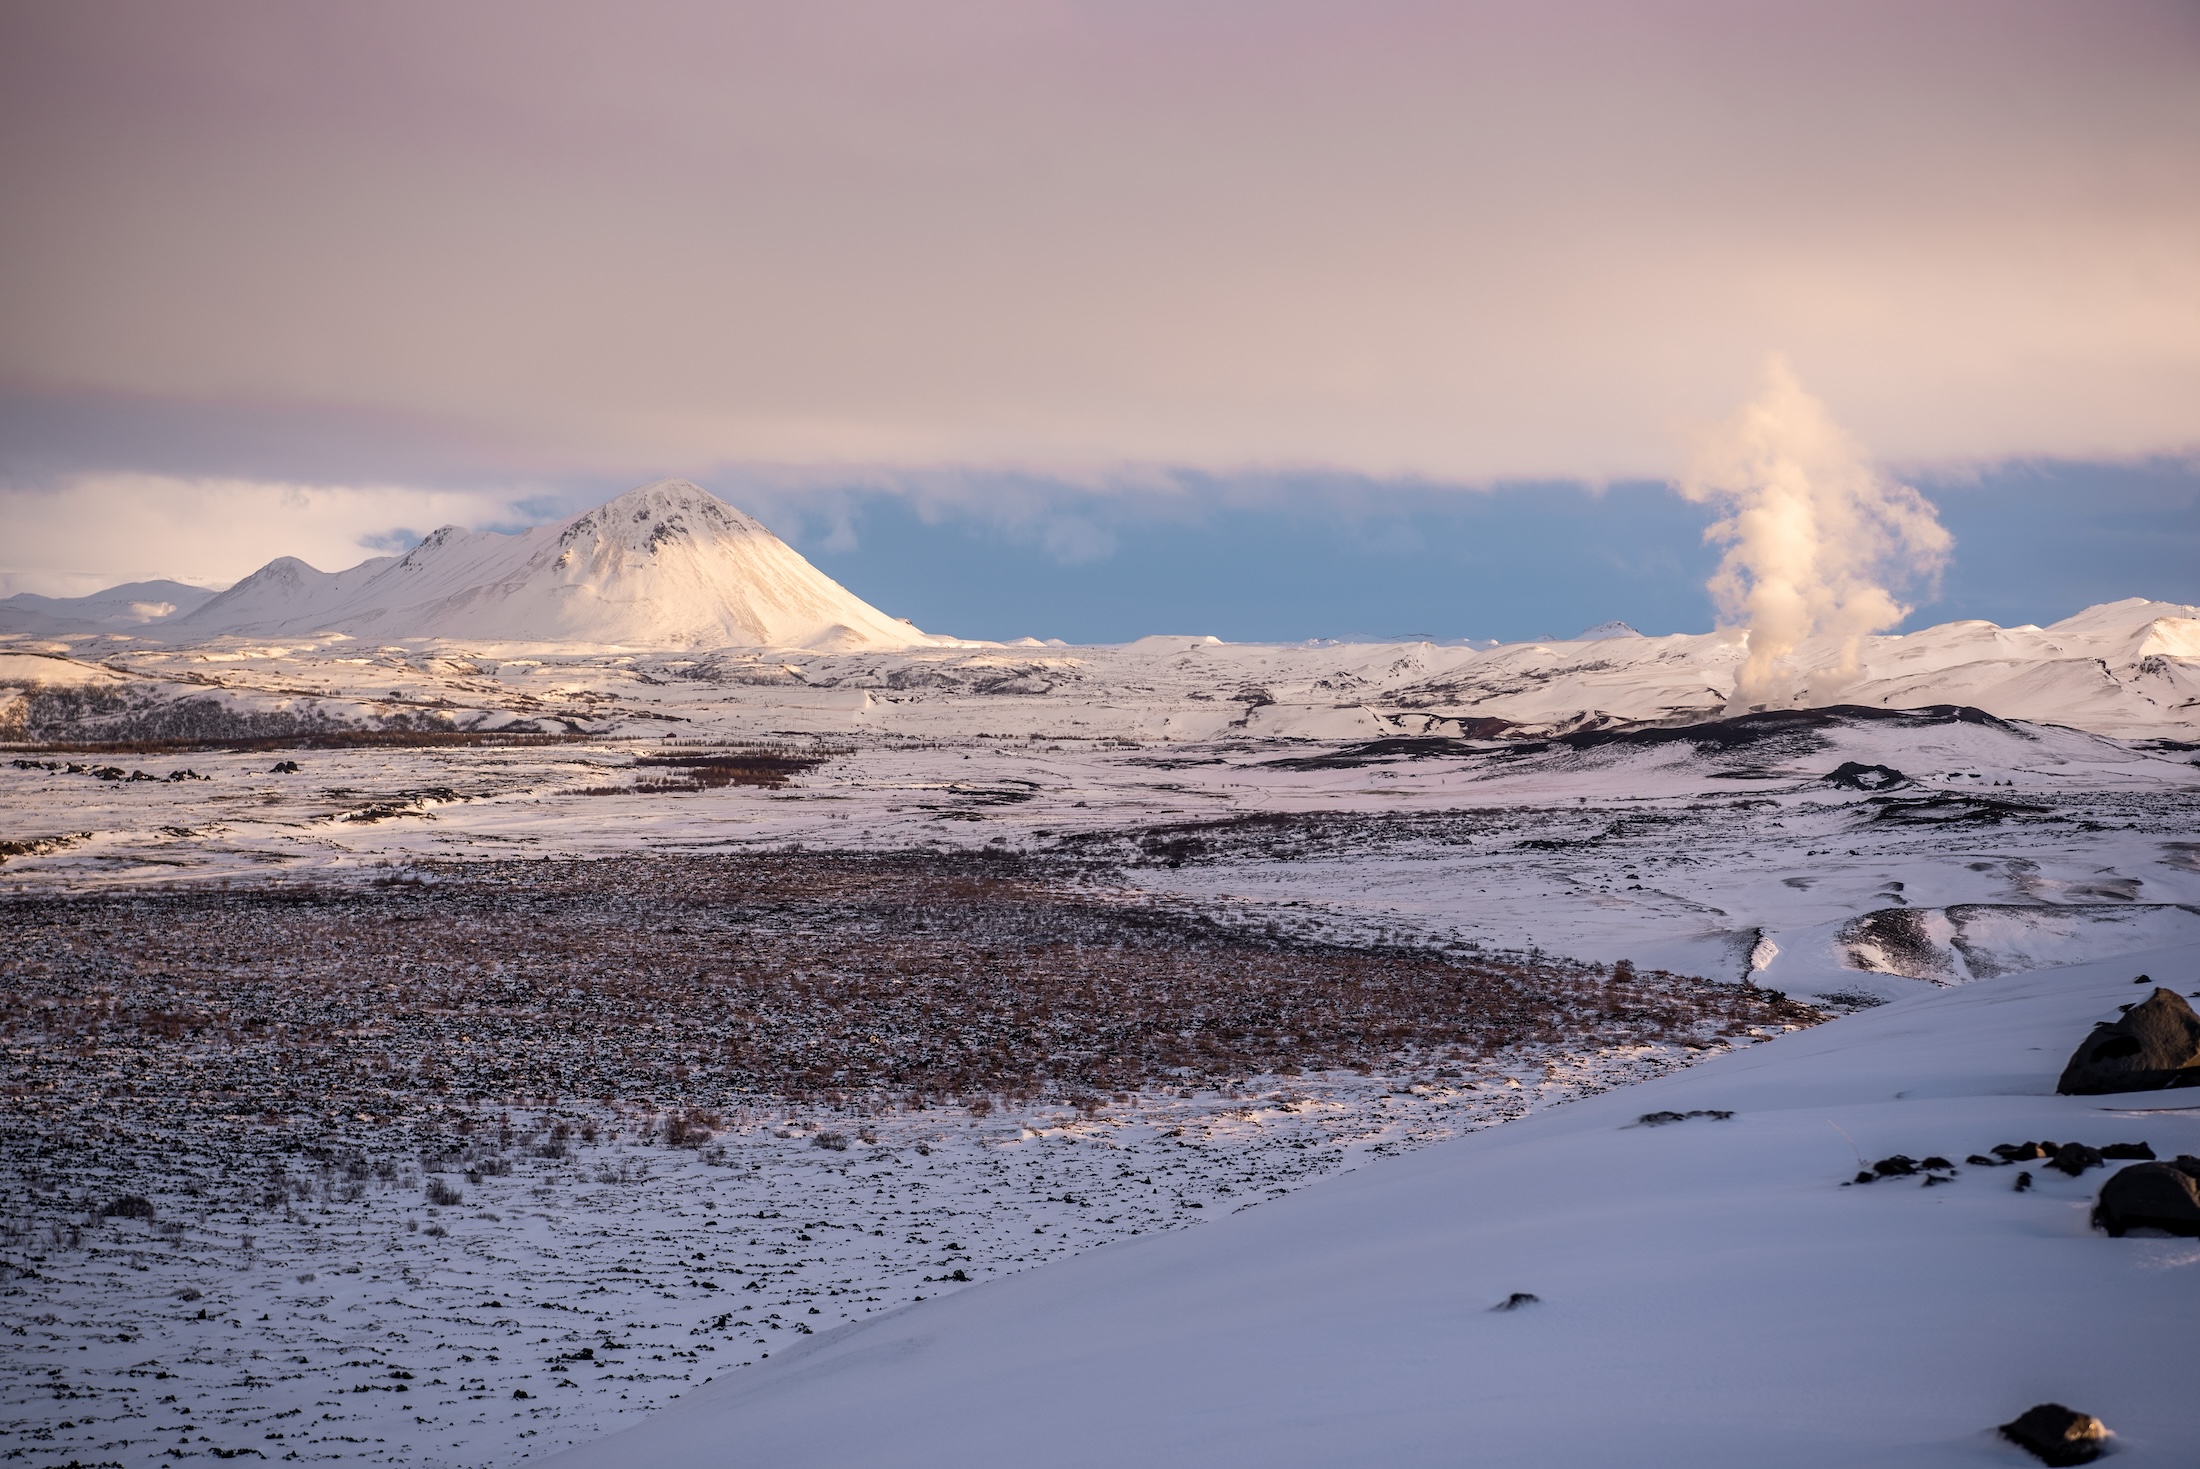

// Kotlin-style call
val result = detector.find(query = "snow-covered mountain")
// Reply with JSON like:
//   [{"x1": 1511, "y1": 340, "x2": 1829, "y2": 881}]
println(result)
[
  {"x1": 168, "y1": 480, "x2": 941, "y2": 650},
  {"x1": 1325, "y1": 596, "x2": 2200, "y2": 739},
  {"x1": 0, "y1": 579, "x2": 218, "y2": 635},
  {"x1": 11, "y1": 477, "x2": 2197, "y2": 735}
]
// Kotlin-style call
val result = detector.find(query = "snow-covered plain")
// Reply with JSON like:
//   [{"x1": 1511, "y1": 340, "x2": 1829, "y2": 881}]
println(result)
[
  {"x1": 4, "y1": 699, "x2": 2194, "y2": 1465},
  {"x1": 4, "y1": 701, "x2": 2194, "y2": 1007}
]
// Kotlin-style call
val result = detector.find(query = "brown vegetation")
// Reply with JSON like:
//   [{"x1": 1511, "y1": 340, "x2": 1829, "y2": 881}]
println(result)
[{"x1": 0, "y1": 855, "x2": 1817, "y2": 1131}]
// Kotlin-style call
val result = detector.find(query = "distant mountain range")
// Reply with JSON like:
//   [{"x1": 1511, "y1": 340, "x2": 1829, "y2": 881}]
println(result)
[
  {"x1": 1, "y1": 480, "x2": 940, "y2": 651},
  {"x1": 0, "y1": 579, "x2": 219, "y2": 635},
  {"x1": 4, "y1": 479, "x2": 2197, "y2": 738}
]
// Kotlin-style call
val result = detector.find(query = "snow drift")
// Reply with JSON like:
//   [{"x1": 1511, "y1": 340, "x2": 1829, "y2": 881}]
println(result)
[{"x1": 167, "y1": 480, "x2": 939, "y2": 650}]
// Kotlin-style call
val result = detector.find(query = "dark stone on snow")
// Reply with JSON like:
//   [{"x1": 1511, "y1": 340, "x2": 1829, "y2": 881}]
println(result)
[
  {"x1": 2099, "y1": 1141, "x2": 2155, "y2": 1160},
  {"x1": 1918, "y1": 1156, "x2": 1954, "y2": 1171},
  {"x1": 1994, "y1": 1142, "x2": 2049, "y2": 1162},
  {"x1": 2093, "y1": 1161, "x2": 2200, "y2": 1238},
  {"x1": 1852, "y1": 1171, "x2": 1875, "y2": 1185},
  {"x1": 1490, "y1": 1292, "x2": 1540, "y2": 1311},
  {"x1": 1871, "y1": 1155, "x2": 1918, "y2": 1177},
  {"x1": 1966, "y1": 1154, "x2": 2000, "y2": 1167},
  {"x1": 2047, "y1": 1143, "x2": 2103, "y2": 1177},
  {"x1": 1635, "y1": 1109, "x2": 1734, "y2": 1126},
  {"x1": 1822, "y1": 761, "x2": 1909, "y2": 791},
  {"x1": 2056, "y1": 987, "x2": 2200, "y2": 1094},
  {"x1": 1999, "y1": 1403, "x2": 2109, "y2": 1465},
  {"x1": 2014, "y1": 1171, "x2": 2033, "y2": 1192}
]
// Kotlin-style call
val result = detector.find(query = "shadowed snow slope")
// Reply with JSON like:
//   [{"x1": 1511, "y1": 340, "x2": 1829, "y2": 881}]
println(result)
[
  {"x1": 169, "y1": 480, "x2": 939, "y2": 650},
  {"x1": 550, "y1": 943, "x2": 2200, "y2": 1469}
]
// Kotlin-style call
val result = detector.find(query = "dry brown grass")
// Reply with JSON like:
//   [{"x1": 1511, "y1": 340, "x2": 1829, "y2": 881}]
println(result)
[{"x1": 0, "y1": 854, "x2": 1818, "y2": 1125}]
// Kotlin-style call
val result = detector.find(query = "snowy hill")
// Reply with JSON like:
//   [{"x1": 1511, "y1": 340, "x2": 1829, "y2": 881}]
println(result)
[
  {"x1": 0, "y1": 579, "x2": 217, "y2": 635},
  {"x1": 168, "y1": 480, "x2": 941, "y2": 650},
  {"x1": 550, "y1": 942, "x2": 2200, "y2": 1469}
]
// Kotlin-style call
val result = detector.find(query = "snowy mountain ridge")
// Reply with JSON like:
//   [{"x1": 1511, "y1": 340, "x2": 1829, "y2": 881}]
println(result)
[
  {"x1": 166, "y1": 479, "x2": 944, "y2": 651},
  {"x1": 4, "y1": 473, "x2": 2196, "y2": 736}
]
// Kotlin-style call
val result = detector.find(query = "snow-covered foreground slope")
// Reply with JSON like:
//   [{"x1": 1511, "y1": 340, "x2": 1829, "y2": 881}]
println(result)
[
  {"x1": 164, "y1": 480, "x2": 943, "y2": 651},
  {"x1": 552, "y1": 944, "x2": 2200, "y2": 1469}
]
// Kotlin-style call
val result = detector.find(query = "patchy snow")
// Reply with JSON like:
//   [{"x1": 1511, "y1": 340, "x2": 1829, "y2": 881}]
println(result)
[
  {"x1": 0, "y1": 1054, "x2": 1717, "y2": 1468},
  {"x1": 4, "y1": 702, "x2": 2194, "y2": 1010}
]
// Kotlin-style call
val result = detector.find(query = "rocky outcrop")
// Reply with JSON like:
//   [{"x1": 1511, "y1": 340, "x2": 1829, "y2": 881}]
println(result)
[{"x1": 2055, "y1": 987, "x2": 2200, "y2": 1094}]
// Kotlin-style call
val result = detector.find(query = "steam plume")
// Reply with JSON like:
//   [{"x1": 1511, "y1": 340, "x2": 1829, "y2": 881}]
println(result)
[{"x1": 1680, "y1": 357, "x2": 1952, "y2": 709}]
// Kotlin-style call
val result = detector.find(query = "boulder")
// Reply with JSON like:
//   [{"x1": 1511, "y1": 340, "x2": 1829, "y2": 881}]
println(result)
[
  {"x1": 2055, "y1": 987, "x2": 2200, "y2": 1094},
  {"x1": 1998, "y1": 1403, "x2": 2109, "y2": 1465},
  {"x1": 2092, "y1": 1159, "x2": 2200, "y2": 1238}
]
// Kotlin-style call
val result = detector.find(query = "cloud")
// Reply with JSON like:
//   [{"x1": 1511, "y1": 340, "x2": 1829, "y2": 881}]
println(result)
[
  {"x1": 1679, "y1": 358, "x2": 1953, "y2": 706},
  {"x1": 0, "y1": 474, "x2": 547, "y2": 597},
  {"x1": 0, "y1": 1, "x2": 2194, "y2": 486}
]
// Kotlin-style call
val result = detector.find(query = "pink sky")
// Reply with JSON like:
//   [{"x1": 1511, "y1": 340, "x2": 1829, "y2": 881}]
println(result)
[
  {"x1": 4, "y1": 0, "x2": 2195, "y2": 481},
  {"x1": 1, "y1": 2, "x2": 2197, "y2": 594}
]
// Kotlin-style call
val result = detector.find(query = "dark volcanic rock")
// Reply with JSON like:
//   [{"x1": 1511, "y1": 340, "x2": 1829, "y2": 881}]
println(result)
[
  {"x1": 1635, "y1": 1109, "x2": 1734, "y2": 1126},
  {"x1": 2047, "y1": 1143, "x2": 2103, "y2": 1177},
  {"x1": 2093, "y1": 1159, "x2": 2200, "y2": 1238},
  {"x1": 1999, "y1": 1403, "x2": 2109, "y2": 1465},
  {"x1": 1822, "y1": 761, "x2": 1908, "y2": 790},
  {"x1": 2056, "y1": 987, "x2": 2200, "y2": 1094}
]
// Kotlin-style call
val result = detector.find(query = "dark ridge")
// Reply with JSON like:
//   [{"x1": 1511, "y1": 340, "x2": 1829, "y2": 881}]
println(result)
[
  {"x1": 1265, "y1": 737, "x2": 1497, "y2": 770},
  {"x1": 1264, "y1": 705, "x2": 2017, "y2": 772},
  {"x1": 1865, "y1": 793, "x2": 2053, "y2": 825},
  {"x1": 1553, "y1": 704, "x2": 2016, "y2": 752}
]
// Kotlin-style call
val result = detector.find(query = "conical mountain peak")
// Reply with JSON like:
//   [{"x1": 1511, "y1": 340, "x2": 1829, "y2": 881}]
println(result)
[{"x1": 166, "y1": 480, "x2": 938, "y2": 650}]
